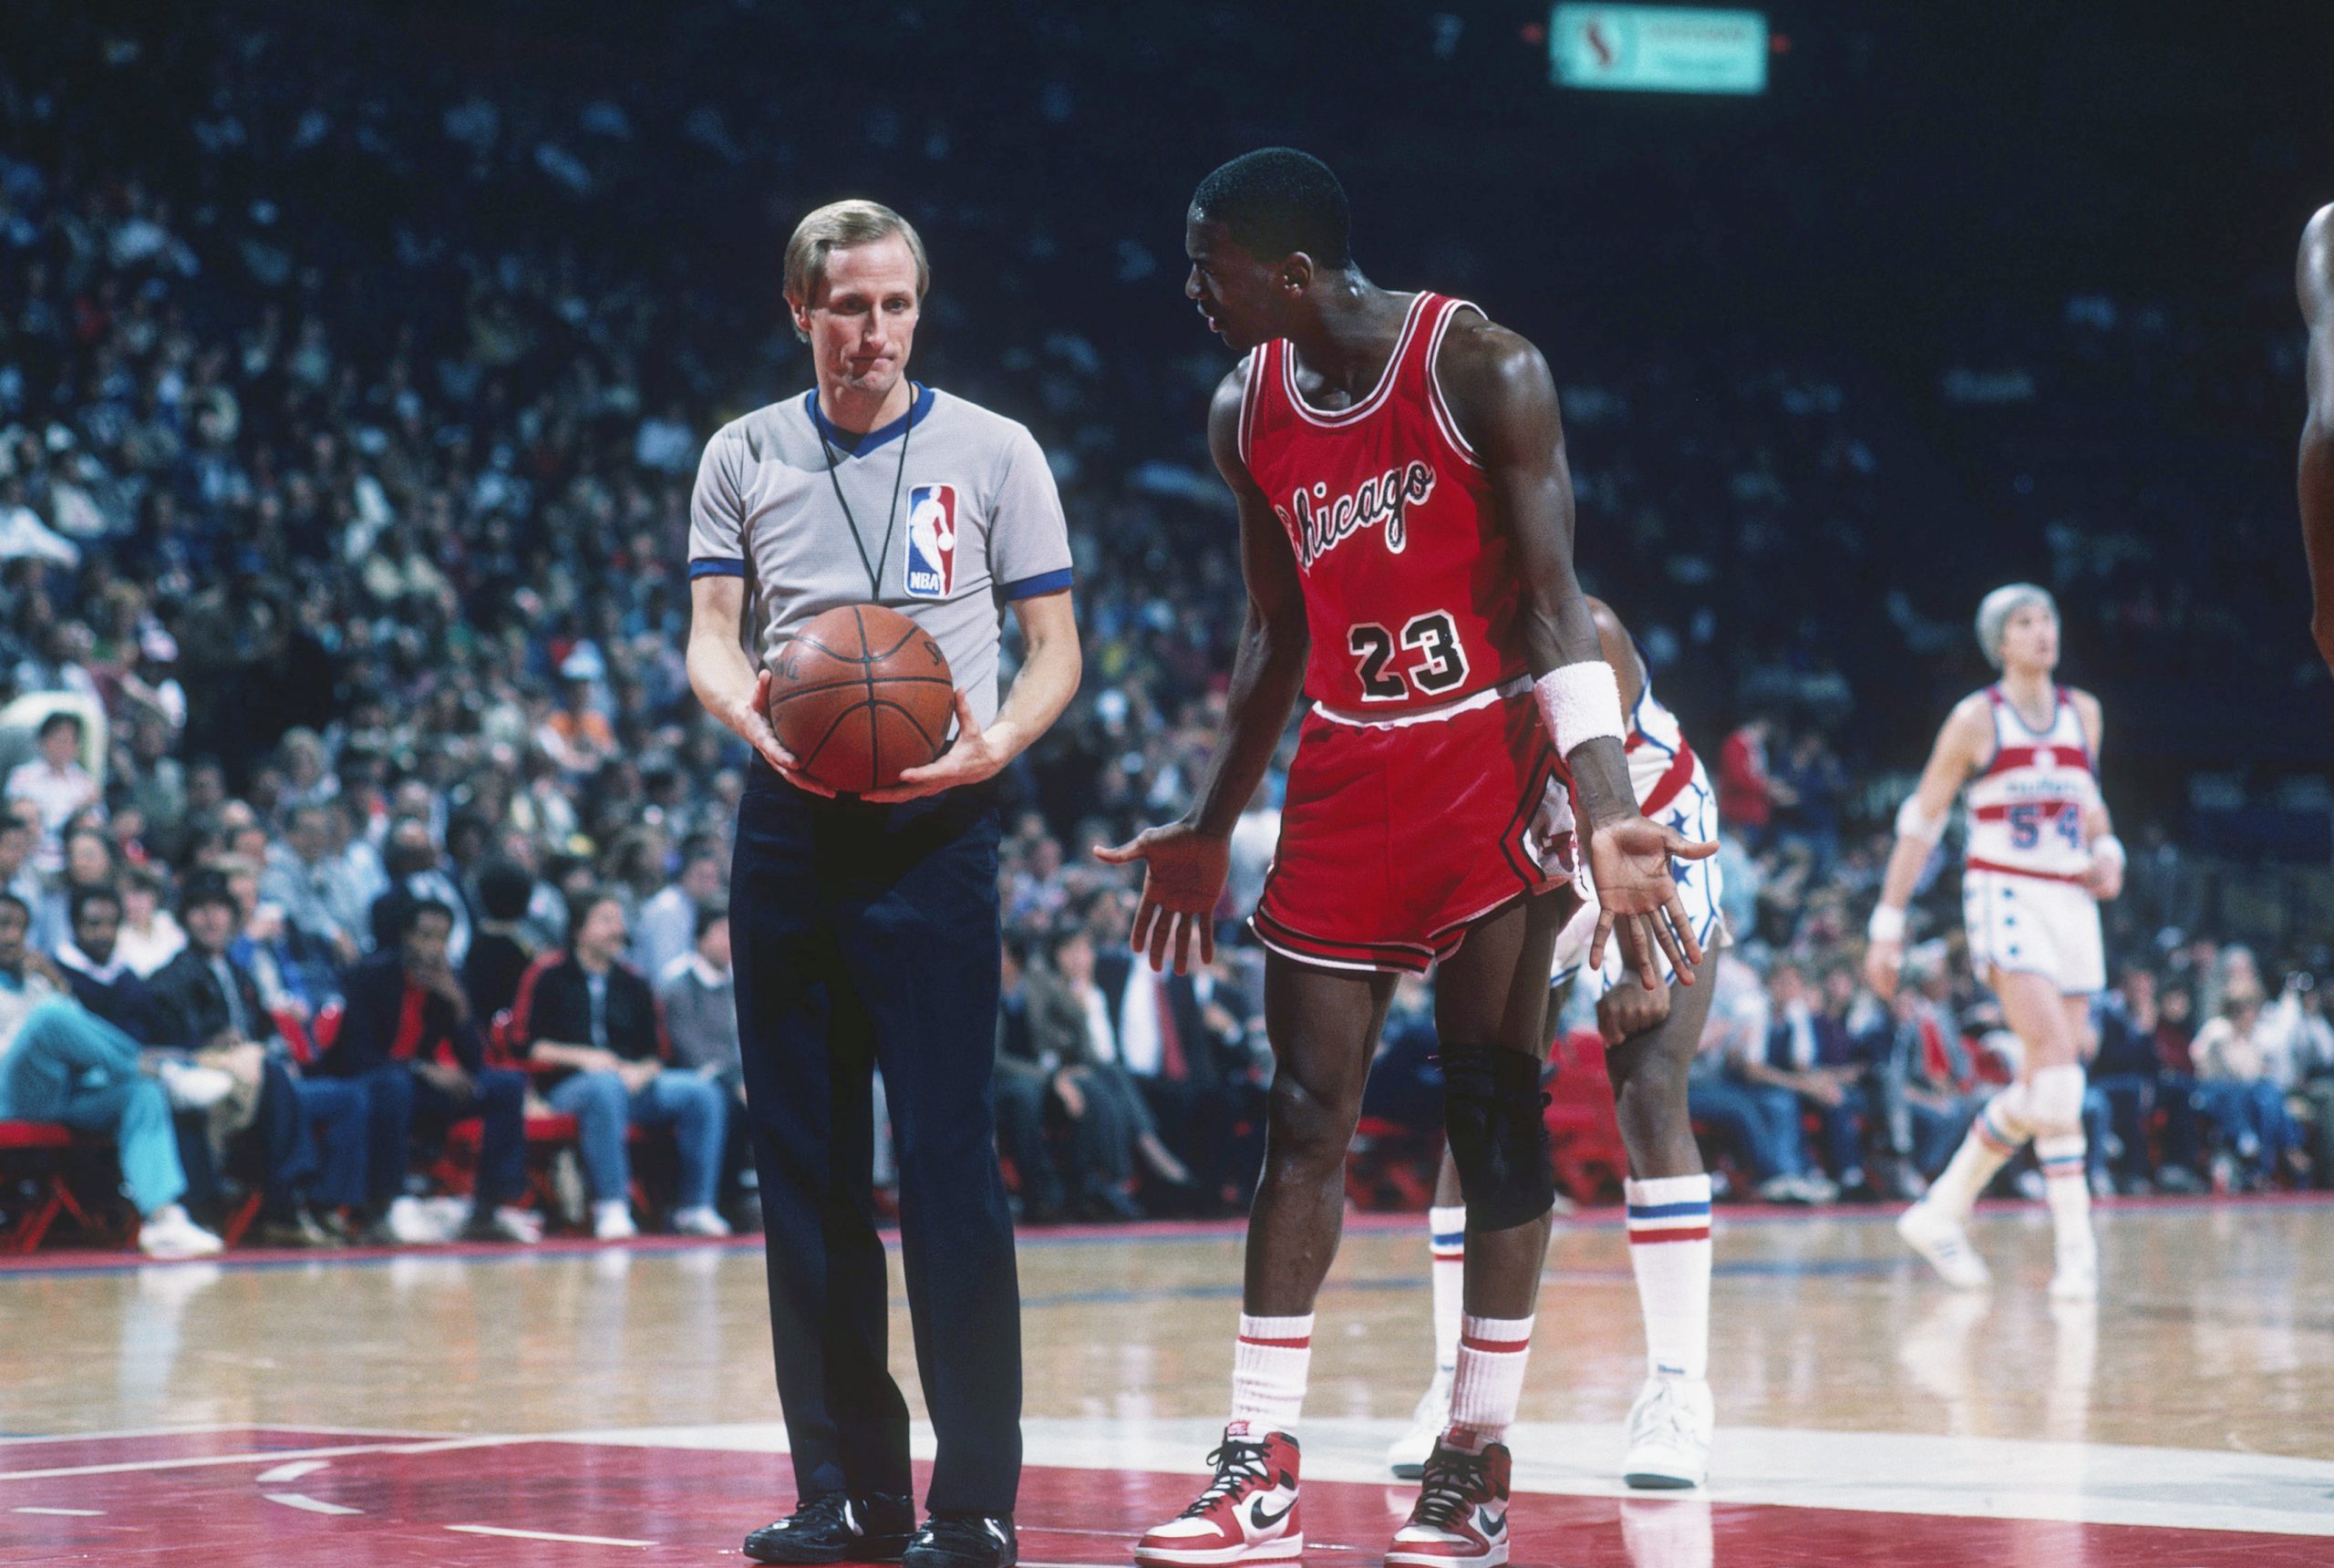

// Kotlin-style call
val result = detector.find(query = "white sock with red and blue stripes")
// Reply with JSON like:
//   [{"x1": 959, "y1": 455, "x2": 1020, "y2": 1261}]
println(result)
[
  {"x1": 1429, "y1": 1204, "x2": 1466, "y2": 1377},
  {"x1": 1625, "y1": 1174, "x2": 1712, "y2": 1382},
  {"x1": 1926, "y1": 1089, "x2": 2028, "y2": 1219},
  {"x1": 1230, "y1": 1313, "x2": 1313, "y2": 1434},
  {"x1": 2034, "y1": 1132, "x2": 2093, "y2": 1264},
  {"x1": 1446, "y1": 1313, "x2": 1534, "y2": 1445}
]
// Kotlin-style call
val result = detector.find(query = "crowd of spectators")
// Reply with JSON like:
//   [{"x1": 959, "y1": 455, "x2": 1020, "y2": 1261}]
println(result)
[{"x1": 0, "y1": 5, "x2": 2328, "y2": 1251}]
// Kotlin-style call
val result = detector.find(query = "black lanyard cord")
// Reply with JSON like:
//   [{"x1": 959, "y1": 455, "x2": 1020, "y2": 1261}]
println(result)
[{"x1": 816, "y1": 386, "x2": 915, "y2": 602}]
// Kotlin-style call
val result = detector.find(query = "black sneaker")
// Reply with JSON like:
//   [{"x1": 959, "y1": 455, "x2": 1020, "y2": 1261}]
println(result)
[
  {"x1": 903, "y1": 1513, "x2": 1017, "y2": 1568},
  {"x1": 744, "y1": 1491, "x2": 915, "y2": 1564}
]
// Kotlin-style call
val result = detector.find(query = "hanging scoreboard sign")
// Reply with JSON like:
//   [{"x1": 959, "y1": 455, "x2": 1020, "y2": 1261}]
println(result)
[{"x1": 1550, "y1": 5, "x2": 1770, "y2": 96}]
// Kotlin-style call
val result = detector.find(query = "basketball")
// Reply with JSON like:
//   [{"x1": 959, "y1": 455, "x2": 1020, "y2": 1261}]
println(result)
[{"x1": 766, "y1": 604, "x2": 955, "y2": 793}]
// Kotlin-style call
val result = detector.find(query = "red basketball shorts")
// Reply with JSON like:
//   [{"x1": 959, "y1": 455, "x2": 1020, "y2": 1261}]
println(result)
[{"x1": 1251, "y1": 687, "x2": 1575, "y2": 975}]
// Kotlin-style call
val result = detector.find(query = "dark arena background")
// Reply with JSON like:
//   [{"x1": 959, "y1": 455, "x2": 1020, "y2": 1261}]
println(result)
[{"x1": 3, "y1": 4, "x2": 2332, "y2": 1565}]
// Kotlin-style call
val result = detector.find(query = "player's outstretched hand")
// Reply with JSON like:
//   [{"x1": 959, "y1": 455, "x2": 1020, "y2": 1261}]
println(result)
[
  {"x1": 1863, "y1": 938, "x2": 1904, "y2": 1002},
  {"x1": 1093, "y1": 822, "x2": 1230, "y2": 975},
  {"x1": 1585, "y1": 814, "x2": 1719, "y2": 992},
  {"x1": 740, "y1": 670, "x2": 836, "y2": 798},
  {"x1": 863, "y1": 689, "x2": 1016, "y2": 803}
]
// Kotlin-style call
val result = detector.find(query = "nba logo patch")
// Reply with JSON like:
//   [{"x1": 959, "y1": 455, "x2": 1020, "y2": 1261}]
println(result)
[{"x1": 904, "y1": 483, "x2": 959, "y2": 599}]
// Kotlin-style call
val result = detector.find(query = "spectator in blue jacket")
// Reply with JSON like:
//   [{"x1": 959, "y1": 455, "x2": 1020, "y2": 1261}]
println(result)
[{"x1": 0, "y1": 892, "x2": 222, "y2": 1258}]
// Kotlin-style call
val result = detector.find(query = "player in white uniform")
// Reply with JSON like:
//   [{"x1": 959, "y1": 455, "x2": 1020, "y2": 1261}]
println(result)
[
  {"x1": 1389, "y1": 598, "x2": 1726, "y2": 1491},
  {"x1": 1865, "y1": 584, "x2": 2122, "y2": 1302}
]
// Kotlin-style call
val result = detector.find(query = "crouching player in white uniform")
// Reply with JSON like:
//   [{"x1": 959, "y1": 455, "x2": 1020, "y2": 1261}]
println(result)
[
  {"x1": 1865, "y1": 584, "x2": 2121, "y2": 1302},
  {"x1": 1389, "y1": 598, "x2": 1725, "y2": 1491}
]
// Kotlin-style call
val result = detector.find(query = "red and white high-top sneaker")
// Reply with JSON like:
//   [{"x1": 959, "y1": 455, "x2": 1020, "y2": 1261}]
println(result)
[
  {"x1": 1132, "y1": 1425, "x2": 1302, "y2": 1566},
  {"x1": 1385, "y1": 1434, "x2": 1512, "y2": 1568}
]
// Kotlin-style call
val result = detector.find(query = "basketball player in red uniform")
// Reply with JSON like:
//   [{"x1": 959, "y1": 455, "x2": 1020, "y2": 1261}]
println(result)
[
  {"x1": 1100, "y1": 149, "x2": 1713, "y2": 1568},
  {"x1": 2298, "y1": 203, "x2": 2334, "y2": 675}
]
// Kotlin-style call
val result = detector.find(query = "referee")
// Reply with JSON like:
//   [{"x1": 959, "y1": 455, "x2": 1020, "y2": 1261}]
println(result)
[{"x1": 686, "y1": 200, "x2": 1079, "y2": 1568}]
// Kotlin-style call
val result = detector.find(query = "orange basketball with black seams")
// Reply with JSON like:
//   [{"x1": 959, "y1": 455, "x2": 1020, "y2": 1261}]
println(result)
[{"x1": 766, "y1": 604, "x2": 955, "y2": 794}]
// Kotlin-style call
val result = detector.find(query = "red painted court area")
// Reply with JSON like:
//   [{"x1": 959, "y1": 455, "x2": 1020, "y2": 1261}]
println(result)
[{"x1": 0, "y1": 1428, "x2": 2318, "y2": 1567}]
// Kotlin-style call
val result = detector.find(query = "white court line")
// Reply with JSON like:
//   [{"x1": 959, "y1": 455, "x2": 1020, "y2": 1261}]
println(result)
[
  {"x1": 0, "y1": 1433, "x2": 525, "y2": 1483},
  {"x1": 244, "y1": 1423, "x2": 451, "y2": 1438},
  {"x1": 0, "y1": 1423, "x2": 254, "y2": 1447},
  {"x1": 547, "y1": 1416, "x2": 2334, "y2": 1541},
  {"x1": 13, "y1": 1506, "x2": 104, "y2": 1516},
  {"x1": 263, "y1": 1492, "x2": 361, "y2": 1516},
  {"x1": 448, "y1": 1523, "x2": 654, "y2": 1547},
  {"x1": 255, "y1": 1459, "x2": 332, "y2": 1483},
  {"x1": 0, "y1": 1421, "x2": 438, "y2": 1447}
]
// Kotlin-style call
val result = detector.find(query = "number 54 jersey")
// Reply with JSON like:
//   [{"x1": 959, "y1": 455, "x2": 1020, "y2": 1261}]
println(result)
[
  {"x1": 1960, "y1": 684, "x2": 2106, "y2": 995},
  {"x1": 1239, "y1": 292, "x2": 1575, "y2": 975}
]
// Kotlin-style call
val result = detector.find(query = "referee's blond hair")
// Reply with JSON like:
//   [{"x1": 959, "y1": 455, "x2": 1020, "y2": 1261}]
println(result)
[{"x1": 783, "y1": 200, "x2": 930, "y2": 340}]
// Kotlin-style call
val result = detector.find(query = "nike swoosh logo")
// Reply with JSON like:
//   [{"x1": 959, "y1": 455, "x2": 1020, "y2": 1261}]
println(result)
[
  {"x1": 1250, "y1": 1499, "x2": 1294, "y2": 1531},
  {"x1": 1476, "y1": 1507, "x2": 1505, "y2": 1534}
]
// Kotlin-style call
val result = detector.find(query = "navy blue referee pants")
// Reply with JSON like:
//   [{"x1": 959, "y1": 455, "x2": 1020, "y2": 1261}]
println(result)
[{"x1": 731, "y1": 766, "x2": 1021, "y2": 1518}]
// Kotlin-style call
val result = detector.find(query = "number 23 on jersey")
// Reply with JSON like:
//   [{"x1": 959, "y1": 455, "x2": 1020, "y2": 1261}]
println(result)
[{"x1": 1348, "y1": 610, "x2": 1470, "y2": 702}]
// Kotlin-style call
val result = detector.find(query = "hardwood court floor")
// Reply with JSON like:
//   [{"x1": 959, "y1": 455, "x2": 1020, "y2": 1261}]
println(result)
[{"x1": 3, "y1": 1195, "x2": 2331, "y2": 1563}]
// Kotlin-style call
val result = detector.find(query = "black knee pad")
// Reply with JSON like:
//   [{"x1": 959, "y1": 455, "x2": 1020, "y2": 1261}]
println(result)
[{"x1": 1439, "y1": 1041, "x2": 1554, "y2": 1231}]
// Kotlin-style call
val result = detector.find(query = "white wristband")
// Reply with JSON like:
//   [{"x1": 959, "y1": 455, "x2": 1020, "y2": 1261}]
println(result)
[
  {"x1": 1533, "y1": 661, "x2": 1626, "y2": 757},
  {"x1": 2091, "y1": 833, "x2": 2125, "y2": 872},
  {"x1": 1867, "y1": 905, "x2": 1907, "y2": 944}
]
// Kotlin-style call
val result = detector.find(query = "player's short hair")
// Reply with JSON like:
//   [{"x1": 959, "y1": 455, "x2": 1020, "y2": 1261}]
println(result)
[
  {"x1": 1974, "y1": 583, "x2": 2057, "y2": 669},
  {"x1": 1190, "y1": 148, "x2": 1352, "y2": 269},
  {"x1": 783, "y1": 200, "x2": 930, "y2": 337}
]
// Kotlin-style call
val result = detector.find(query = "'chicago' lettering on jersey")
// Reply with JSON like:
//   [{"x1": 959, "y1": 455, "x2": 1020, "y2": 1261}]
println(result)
[{"x1": 1277, "y1": 459, "x2": 1435, "y2": 571}]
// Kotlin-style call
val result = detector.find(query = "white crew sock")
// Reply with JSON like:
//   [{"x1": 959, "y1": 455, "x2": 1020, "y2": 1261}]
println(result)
[
  {"x1": 2034, "y1": 1132, "x2": 2095, "y2": 1268},
  {"x1": 1446, "y1": 1313, "x2": 1535, "y2": 1445},
  {"x1": 1429, "y1": 1204, "x2": 1467, "y2": 1376},
  {"x1": 1924, "y1": 1090, "x2": 2027, "y2": 1219},
  {"x1": 1230, "y1": 1313, "x2": 1313, "y2": 1434},
  {"x1": 1624, "y1": 1174, "x2": 1712, "y2": 1382}
]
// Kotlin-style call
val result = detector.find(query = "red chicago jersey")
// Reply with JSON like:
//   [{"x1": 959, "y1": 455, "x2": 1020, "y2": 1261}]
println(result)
[{"x1": 1239, "y1": 292, "x2": 1523, "y2": 715}]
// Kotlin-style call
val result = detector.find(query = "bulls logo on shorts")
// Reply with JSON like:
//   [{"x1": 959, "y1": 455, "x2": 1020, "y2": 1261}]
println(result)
[{"x1": 904, "y1": 482, "x2": 959, "y2": 599}]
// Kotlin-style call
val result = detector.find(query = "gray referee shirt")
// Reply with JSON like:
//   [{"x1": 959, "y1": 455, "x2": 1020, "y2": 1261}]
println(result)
[{"x1": 688, "y1": 384, "x2": 1073, "y2": 727}]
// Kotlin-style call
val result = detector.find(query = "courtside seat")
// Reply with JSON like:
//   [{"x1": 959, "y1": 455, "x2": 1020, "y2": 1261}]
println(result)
[
  {"x1": 1345, "y1": 1113, "x2": 1440, "y2": 1212},
  {"x1": 433, "y1": 1111, "x2": 655, "y2": 1228},
  {"x1": 0, "y1": 1119, "x2": 73, "y2": 1152},
  {"x1": 1545, "y1": 1029, "x2": 1628, "y2": 1204},
  {"x1": 0, "y1": 1120, "x2": 115, "y2": 1253}
]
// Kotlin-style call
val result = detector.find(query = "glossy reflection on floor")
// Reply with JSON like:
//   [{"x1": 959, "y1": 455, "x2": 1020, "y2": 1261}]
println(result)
[{"x1": 3, "y1": 1196, "x2": 2331, "y2": 1565}]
